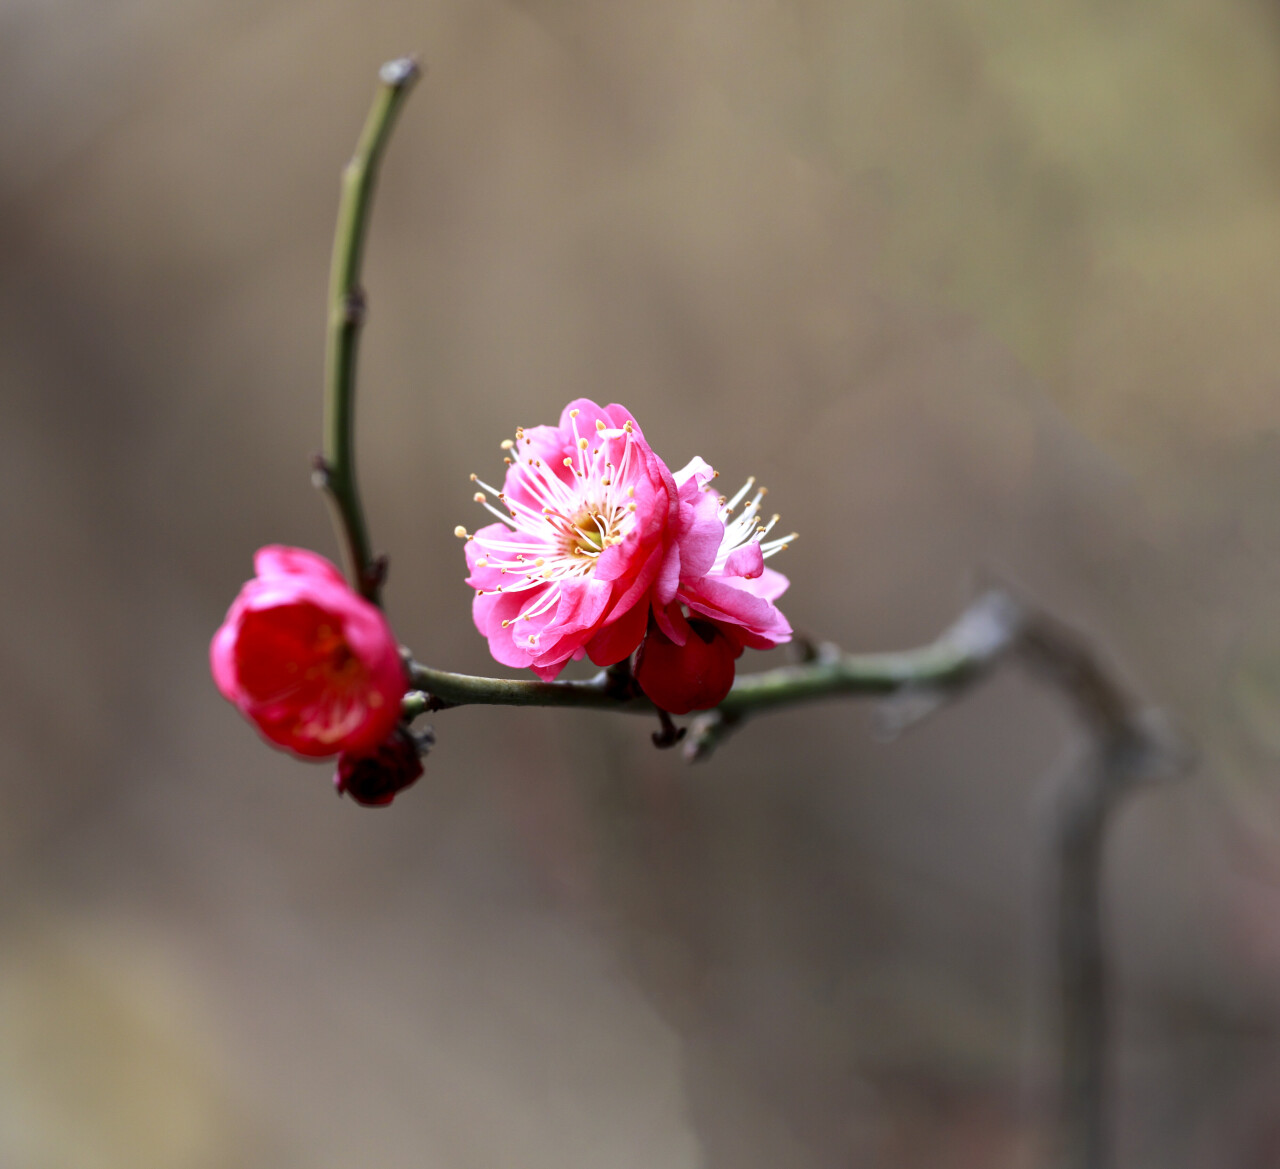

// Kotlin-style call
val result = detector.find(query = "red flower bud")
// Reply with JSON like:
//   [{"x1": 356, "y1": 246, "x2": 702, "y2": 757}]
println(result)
[
  {"x1": 634, "y1": 618, "x2": 741, "y2": 715},
  {"x1": 334, "y1": 728, "x2": 425, "y2": 807}
]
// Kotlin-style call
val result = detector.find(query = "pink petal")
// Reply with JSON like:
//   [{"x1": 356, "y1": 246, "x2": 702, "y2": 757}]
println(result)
[
  {"x1": 254, "y1": 545, "x2": 348, "y2": 585},
  {"x1": 585, "y1": 596, "x2": 649, "y2": 666},
  {"x1": 722, "y1": 542, "x2": 764, "y2": 580}
]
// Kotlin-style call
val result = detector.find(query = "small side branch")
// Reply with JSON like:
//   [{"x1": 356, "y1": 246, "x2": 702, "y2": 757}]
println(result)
[{"x1": 318, "y1": 58, "x2": 420, "y2": 604}]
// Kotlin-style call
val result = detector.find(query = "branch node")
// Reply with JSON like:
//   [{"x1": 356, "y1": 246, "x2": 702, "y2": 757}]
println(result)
[
  {"x1": 791, "y1": 633, "x2": 821, "y2": 663},
  {"x1": 311, "y1": 454, "x2": 334, "y2": 491},
  {"x1": 341, "y1": 287, "x2": 367, "y2": 327},
  {"x1": 603, "y1": 658, "x2": 637, "y2": 701},
  {"x1": 683, "y1": 709, "x2": 742, "y2": 762},
  {"x1": 651, "y1": 709, "x2": 686, "y2": 749}
]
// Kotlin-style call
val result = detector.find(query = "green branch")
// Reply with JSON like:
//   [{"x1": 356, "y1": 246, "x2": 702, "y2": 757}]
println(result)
[
  {"x1": 404, "y1": 591, "x2": 1026, "y2": 756},
  {"x1": 316, "y1": 58, "x2": 420, "y2": 605}
]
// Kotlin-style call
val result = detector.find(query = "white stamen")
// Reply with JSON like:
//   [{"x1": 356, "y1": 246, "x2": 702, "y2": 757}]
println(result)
[
  {"x1": 710, "y1": 476, "x2": 796, "y2": 574},
  {"x1": 465, "y1": 416, "x2": 645, "y2": 614}
]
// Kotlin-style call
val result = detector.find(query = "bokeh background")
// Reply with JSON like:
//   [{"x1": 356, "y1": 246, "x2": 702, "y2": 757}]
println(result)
[{"x1": 6, "y1": 1, "x2": 1280, "y2": 1165}]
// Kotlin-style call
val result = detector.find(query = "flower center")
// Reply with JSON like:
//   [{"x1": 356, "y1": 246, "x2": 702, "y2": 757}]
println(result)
[
  {"x1": 305, "y1": 623, "x2": 369, "y2": 693},
  {"x1": 455, "y1": 409, "x2": 646, "y2": 642},
  {"x1": 563, "y1": 504, "x2": 625, "y2": 559}
]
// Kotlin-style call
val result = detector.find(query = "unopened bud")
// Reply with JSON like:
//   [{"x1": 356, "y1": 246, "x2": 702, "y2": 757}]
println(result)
[{"x1": 334, "y1": 726, "x2": 429, "y2": 808}]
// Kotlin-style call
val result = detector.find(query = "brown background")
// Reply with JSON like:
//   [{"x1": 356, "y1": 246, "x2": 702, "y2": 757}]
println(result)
[{"x1": 5, "y1": 1, "x2": 1280, "y2": 1166}]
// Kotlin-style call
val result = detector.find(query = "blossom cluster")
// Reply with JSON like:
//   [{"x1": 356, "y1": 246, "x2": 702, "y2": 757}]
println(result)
[
  {"x1": 210, "y1": 546, "x2": 419, "y2": 805},
  {"x1": 458, "y1": 399, "x2": 794, "y2": 713},
  {"x1": 209, "y1": 399, "x2": 793, "y2": 806}
]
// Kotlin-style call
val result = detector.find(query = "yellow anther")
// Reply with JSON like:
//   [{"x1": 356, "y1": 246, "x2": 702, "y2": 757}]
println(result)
[
  {"x1": 595, "y1": 419, "x2": 606, "y2": 431},
  {"x1": 469, "y1": 473, "x2": 477, "y2": 481},
  {"x1": 626, "y1": 486, "x2": 635, "y2": 498},
  {"x1": 474, "y1": 492, "x2": 485, "y2": 502},
  {"x1": 454, "y1": 526, "x2": 468, "y2": 538},
  {"x1": 570, "y1": 408, "x2": 580, "y2": 418},
  {"x1": 627, "y1": 502, "x2": 637, "y2": 512},
  {"x1": 577, "y1": 437, "x2": 588, "y2": 450},
  {"x1": 563, "y1": 457, "x2": 574, "y2": 467},
  {"x1": 501, "y1": 620, "x2": 511, "y2": 628},
  {"x1": 500, "y1": 439, "x2": 514, "y2": 450},
  {"x1": 534, "y1": 557, "x2": 545, "y2": 567},
  {"x1": 601, "y1": 478, "x2": 611, "y2": 487}
]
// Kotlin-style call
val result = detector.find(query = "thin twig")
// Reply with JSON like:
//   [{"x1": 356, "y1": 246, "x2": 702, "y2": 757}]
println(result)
[{"x1": 316, "y1": 57, "x2": 420, "y2": 604}]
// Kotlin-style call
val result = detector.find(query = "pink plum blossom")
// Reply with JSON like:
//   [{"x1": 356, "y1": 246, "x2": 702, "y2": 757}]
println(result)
[
  {"x1": 211, "y1": 546, "x2": 406, "y2": 758},
  {"x1": 459, "y1": 399, "x2": 686, "y2": 680},
  {"x1": 636, "y1": 459, "x2": 795, "y2": 712},
  {"x1": 460, "y1": 400, "x2": 796, "y2": 714},
  {"x1": 661, "y1": 458, "x2": 794, "y2": 650}
]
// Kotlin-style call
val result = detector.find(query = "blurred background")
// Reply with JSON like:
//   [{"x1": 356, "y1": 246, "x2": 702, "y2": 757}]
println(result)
[{"x1": 5, "y1": 1, "x2": 1280, "y2": 1165}]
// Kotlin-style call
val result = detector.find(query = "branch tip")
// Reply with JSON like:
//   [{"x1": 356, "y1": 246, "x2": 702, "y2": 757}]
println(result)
[
  {"x1": 379, "y1": 57, "x2": 421, "y2": 88},
  {"x1": 310, "y1": 454, "x2": 333, "y2": 490}
]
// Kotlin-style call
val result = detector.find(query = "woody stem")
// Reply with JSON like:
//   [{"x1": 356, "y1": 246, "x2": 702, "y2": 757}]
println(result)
[{"x1": 317, "y1": 57, "x2": 420, "y2": 605}]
